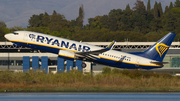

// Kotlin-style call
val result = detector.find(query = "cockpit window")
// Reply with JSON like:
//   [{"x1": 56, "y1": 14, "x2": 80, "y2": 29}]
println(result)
[{"x1": 13, "y1": 32, "x2": 19, "y2": 35}]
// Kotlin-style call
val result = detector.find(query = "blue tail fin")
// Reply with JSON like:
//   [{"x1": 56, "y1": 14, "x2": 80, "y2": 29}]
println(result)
[{"x1": 138, "y1": 32, "x2": 176, "y2": 62}]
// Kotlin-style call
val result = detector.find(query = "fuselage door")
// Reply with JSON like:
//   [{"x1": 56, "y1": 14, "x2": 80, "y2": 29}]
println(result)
[
  {"x1": 23, "y1": 32, "x2": 28, "y2": 41},
  {"x1": 135, "y1": 58, "x2": 140, "y2": 67}
]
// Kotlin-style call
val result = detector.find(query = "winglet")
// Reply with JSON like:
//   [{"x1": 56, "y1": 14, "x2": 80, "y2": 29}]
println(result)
[{"x1": 106, "y1": 40, "x2": 116, "y2": 50}]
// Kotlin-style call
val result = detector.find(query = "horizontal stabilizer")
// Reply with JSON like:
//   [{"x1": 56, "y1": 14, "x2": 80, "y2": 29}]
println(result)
[{"x1": 150, "y1": 61, "x2": 169, "y2": 65}]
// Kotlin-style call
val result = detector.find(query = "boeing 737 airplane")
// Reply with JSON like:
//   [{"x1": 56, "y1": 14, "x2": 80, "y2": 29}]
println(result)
[{"x1": 4, "y1": 31, "x2": 176, "y2": 69}]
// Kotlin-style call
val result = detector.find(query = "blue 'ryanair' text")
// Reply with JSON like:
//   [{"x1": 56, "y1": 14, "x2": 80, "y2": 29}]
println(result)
[{"x1": 29, "y1": 34, "x2": 91, "y2": 52}]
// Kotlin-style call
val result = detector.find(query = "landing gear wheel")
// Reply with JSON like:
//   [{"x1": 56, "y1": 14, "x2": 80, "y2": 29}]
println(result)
[{"x1": 81, "y1": 63, "x2": 87, "y2": 68}]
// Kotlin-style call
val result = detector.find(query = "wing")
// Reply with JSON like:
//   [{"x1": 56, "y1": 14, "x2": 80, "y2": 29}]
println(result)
[{"x1": 75, "y1": 40, "x2": 116, "y2": 60}]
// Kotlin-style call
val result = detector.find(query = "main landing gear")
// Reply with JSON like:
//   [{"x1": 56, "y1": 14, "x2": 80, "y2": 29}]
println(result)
[{"x1": 81, "y1": 62, "x2": 86, "y2": 68}]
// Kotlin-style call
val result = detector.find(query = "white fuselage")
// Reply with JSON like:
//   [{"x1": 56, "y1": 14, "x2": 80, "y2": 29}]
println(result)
[{"x1": 5, "y1": 31, "x2": 161, "y2": 69}]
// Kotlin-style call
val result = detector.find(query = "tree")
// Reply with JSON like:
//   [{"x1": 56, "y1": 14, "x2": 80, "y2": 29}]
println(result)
[
  {"x1": 163, "y1": 8, "x2": 180, "y2": 33},
  {"x1": 28, "y1": 14, "x2": 40, "y2": 27},
  {"x1": 49, "y1": 11, "x2": 67, "y2": 32},
  {"x1": 174, "y1": 0, "x2": 180, "y2": 7},
  {"x1": 108, "y1": 9, "x2": 123, "y2": 31},
  {"x1": 133, "y1": 0, "x2": 146, "y2": 14},
  {"x1": 125, "y1": 4, "x2": 131, "y2": 11},
  {"x1": 154, "y1": 1, "x2": 158, "y2": 19},
  {"x1": 165, "y1": 6, "x2": 169, "y2": 14},
  {"x1": 0, "y1": 21, "x2": 9, "y2": 41},
  {"x1": 42, "y1": 12, "x2": 50, "y2": 27},
  {"x1": 146, "y1": 11, "x2": 154, "y2": 23},
  {"x1": 99, "y1": 15, "x2": 109, "y2": 29},
  {"x1": 0, "y1": 21, "x2": 6, "y2": 28},
  {"x1": 132, "y1": 0, "x2": 147, "y2": 33},
  {"x1": 87, "y1": 16, "x2": 102, "y2": 30},
  {"x1": 158, "y1": 2, "x2": 163, "y2": 18},
  {"x1": 149, "y1": 18, "x2": 162, "y2": 32},
  {"x1": 77, "y1": 4, "x2": 84, "y2": 28},
  {"x1": 169, "y1": 2, "x2": 173, "y2": 10},
  {"x1": 28, "y1": 13, "x2": 45, "y2": 27},
  {"x1": 9, "y1": 26, "x2": 24, "y2": 32},
  {"x1": 119, "y1": 6, "x2": 133, "y2": 31},
  {"x1": 146, "y1": 0, "x2": 153, "y2": 24},
  {"x1": 52, "y1": 10, "x2": 57, "y2": 15},
  {"x1": 147, "y1": 0, "x2": 151, "y2": 12}
]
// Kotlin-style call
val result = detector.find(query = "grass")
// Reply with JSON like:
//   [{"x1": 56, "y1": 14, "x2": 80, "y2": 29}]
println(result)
[{"x1": 1, "y1": 67, "x2": 180, "y2": 92}]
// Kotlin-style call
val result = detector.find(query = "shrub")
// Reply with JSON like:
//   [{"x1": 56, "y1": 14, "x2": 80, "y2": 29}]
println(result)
[
  {"x1": 102, "y1": 67, "x2": 111, "y2": 74},
  {"x1": 111, "y1": 68, "x2": 121, "y2": 74}
]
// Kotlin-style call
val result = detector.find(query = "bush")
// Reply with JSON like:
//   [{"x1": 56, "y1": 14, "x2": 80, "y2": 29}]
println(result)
[
  {"x1": 111, "y1": 68, "x2": 121, "y2": 74},
  {"x1": 120, "y1": 69, "x2": 130, "y2": 76},
  {"x1": 102, "y1": 67, "x2": 111, "y2": 74}
]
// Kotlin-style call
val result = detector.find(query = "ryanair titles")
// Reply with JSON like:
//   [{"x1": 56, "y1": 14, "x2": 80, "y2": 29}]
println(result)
[{"x1": 29, "y1": 34, "x2": 90, "y2": 52}]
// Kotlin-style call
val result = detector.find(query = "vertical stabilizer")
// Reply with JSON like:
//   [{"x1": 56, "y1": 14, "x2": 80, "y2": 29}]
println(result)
[{"x1": 141, "y1": 32, "x2": 176, "y2": 62}]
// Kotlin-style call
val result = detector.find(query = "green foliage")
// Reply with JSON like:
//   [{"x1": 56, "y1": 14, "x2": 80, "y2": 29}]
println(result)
[
  {"x1": 169, "y1": 2, "x2": 174, "y2": 10},
  {"x1": 78, "y1": 4, "x2": 84, "y2": 28},
  {"x1": 174, "y1": 0, "x2": 180, "y2": 7},
  {"x1": 0, "y1": 21, "x2": 6, "y2": 28},
  {"x1": 158, "y1": 2, "x2": 163, "y2": 18},
  {"x1": 0, "y1": 69, "x2": 179, "y2": 92},
  {"x1": 28, "y1": 14, "x2": 44, "y2": 27},
  {"x1": 94, "y1": 67, "x2": 173, "y2": 80},
  {"x1": 0, "y1": 28, "x2": 9, "y2": 41},
  {"x1": 145, "y1": 32, "x2": 162, "y2": 41},
  {"x1": 119, "y1": 69, "x2": 173, "y2": 79},
  {"x1": 25, "y1": 1, "x2": 180, "y2": 42},
  {"x1": 9, "y1": 26, "x2": 25, "y2": 32},
  {"x1": 102, "y1": 67, "x2": 111, "y2": 74},
  {"x1": 147, "y1": 0, "x2": 151, "y2": 12},
  {"x1": 163, "y1": 7, "x2": 180, "y2": 34},
  {"x1": 165, "y1": 6, "x2": 169, "y2": 14},
  {"x1": 0, "y1": 21, "x2": 9, "y2": 41},
  {"x1": 133, "y1": 0, "x2": 146, "y2": 14},
  {"x1": 127, "y1": 69, "x2": 142, "y2": 78},
  {"x1": 111, "y1": 68, "x2": 121, "y2": 74},
  {"x1": 71, "y1": 29, "x2": 146, "y2": 42},
  {"x1": 154, "y1": 1, "x2": 158, "y2": 19},
  {"x1": 0, "y1": 70, "x2": 13, "y2": 83},
  {"x1": 125, "y1": 4, "x2": 131, "y2": 11}
]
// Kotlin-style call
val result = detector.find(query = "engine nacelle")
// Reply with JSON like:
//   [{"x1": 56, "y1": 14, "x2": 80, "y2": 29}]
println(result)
[{"x1": 58, "y1": 50, "x2": 75, "y2": 59}]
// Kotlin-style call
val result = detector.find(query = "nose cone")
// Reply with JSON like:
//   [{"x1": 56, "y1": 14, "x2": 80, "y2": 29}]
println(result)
[{"x1": 4, "y1": 33, "x2": 12, "y2": 40}]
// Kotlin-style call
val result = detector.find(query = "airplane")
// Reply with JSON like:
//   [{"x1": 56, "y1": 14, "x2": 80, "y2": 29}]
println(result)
[{"x1": 4, "y1": 31, "x2": 176, "y2": 69}]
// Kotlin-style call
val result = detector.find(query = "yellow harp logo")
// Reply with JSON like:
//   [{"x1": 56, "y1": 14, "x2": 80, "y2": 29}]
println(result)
[{"x1": 156, "y1": 43, "x2": 169, "y2": 57}]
